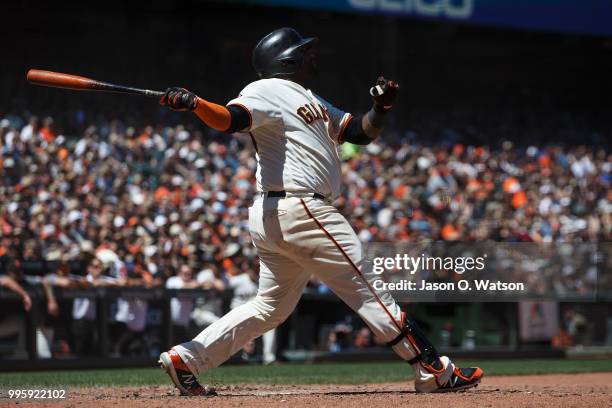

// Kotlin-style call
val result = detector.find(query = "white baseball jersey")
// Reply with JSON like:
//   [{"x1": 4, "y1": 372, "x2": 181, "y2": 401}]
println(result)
[{"x1": 227, "y1": 78, "x2": 352, "y2": 199}]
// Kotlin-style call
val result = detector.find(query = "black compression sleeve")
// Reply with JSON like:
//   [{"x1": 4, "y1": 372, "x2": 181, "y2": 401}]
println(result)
[
  {"x1": 225, "y1": 104, "x2": 252, "y2": 133},
  {"x1": 342, "y1": 115, "x2": 372, "y2": 145}
]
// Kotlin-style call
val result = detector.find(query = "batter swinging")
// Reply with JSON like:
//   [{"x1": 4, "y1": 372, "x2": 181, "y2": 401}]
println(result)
[{"x1": 158, "y1": 27, "x2": 483, "y2": 395}]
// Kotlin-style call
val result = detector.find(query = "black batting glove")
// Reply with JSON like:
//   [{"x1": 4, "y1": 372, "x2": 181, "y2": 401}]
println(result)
[
  {"x1": 160, "y1": 87, "x2": 198, "y2": 111},
  {"x1": 369, "y1": 76, "x2": 399, "y2": 112}
]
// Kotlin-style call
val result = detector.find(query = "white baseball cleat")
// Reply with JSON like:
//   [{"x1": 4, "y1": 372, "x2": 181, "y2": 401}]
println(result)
[
  {"x1": 430, "y1": 366, "x2": 484, "y2": 393},
  {"x1": 158, "y1": 350, "x2": 216, "y2": 396}
]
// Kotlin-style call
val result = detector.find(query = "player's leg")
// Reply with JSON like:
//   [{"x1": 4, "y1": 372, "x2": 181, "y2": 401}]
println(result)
[
  {"x1": 160, "y1": 243, "x2": 310, "y2": 395},
  {"x1": 161, "y1": 197, "x2": 311, "y2": 394},
  {"x1": 174, "y1": 252, "x2": 307, "y2": 369},
  {"x1": 293, "y1": 198, "x2": 483, "y2": 392}
]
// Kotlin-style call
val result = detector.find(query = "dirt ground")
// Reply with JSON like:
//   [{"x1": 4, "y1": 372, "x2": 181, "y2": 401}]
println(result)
[{"x1": 4, "y1": 372, "x2": 612, "y2": 407}]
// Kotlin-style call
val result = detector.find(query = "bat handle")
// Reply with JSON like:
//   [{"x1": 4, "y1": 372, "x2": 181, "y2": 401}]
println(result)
[
  {"x1": 142, "y1": 90, "x2": 165, "y2": 98},
  {"x1": 93, "y1": 82, "x2": 165, "y2": 98}
]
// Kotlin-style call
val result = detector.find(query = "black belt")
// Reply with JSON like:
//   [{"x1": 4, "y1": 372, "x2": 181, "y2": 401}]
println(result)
[{"x1": 266, "y1": 191, "x2": 327, "y2": 200}]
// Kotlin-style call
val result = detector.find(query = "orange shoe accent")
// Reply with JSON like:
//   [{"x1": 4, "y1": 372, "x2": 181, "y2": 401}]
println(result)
[
  {"x1": 168, "y1": 350, "x2": 190, "y2": 371},
  {"x1": 422, "y1": 361, "x2": 446, "y2": 374}
]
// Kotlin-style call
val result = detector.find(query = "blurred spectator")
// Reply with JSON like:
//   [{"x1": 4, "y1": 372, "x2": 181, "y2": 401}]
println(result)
[
  {"x1": 563, "y1": 308, "x2": 590, "y2": 346},
  {"x1": 228, "y1": 269, "x2": 258, "y2": 310},
  {"x1": 439, "y1": 321, "x2": 455, "y2": 348},
  {"x1": 327, "y1": 323, "x2": 352, "y2": 352},
  {"x1": 71, "y1": 258, "x2": 116, "y2": 355},
  {"x1": 228, "y1": 268, "x2": 277, "y2": 364},
  {"x1": 0, "y1": 273, "x2": 31, "y2": 358},
  {"x1": 192, "y1": 263, "x2": 225, "y2": 328},
  {"x1": 89, "y1": 248, "x2": 148, "y2": 356},
  {"x1": 328, "y1": 331, "x2": 341, "y2": 353},
  {"x1": 166, "y1": 264, "x2": 200, "y2": 343},
  {"x1": 37, "y1": 274, "x2": 62, "y2": 358},
  {"x1": 166, "y1": 265, "x2": 199, "y2": 327},
  {"x1": 353, "y1": 327, "x2": 373, "y2": 349},
  {"x1": 0, "y1": 274, "x2": 31, "y2": 312}
]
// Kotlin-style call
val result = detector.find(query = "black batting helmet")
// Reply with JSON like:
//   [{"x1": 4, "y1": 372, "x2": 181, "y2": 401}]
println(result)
[{"x1": 252, "y1": 28, "x2": 318, "y2": 79}]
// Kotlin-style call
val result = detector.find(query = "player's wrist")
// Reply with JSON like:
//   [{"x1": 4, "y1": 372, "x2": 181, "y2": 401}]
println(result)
[
  {"x1": 373, "y1": 103, "x2": 392, "y2": 114},
  {"x1": 190, "y1": 96, "x2": 199, "y2": 111},
  {"x1": 366, "y1": 106, "x2": 387, "y2": 130}
]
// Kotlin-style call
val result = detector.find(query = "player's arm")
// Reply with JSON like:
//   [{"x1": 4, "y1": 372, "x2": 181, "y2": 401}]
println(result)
[
  {"x1": 159, "y1": 87, "x2": 250, "y2": 133},
  {"x1": 342, "y1": 76, "x2": 399, "y2": 145}
]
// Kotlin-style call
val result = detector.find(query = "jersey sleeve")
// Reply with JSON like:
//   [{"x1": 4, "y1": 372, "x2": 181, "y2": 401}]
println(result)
[
  {"x1": 227, "y1": 81, "x2": 282, "y2": 132},
  {"x1": 315, "y1": 94, "x2": 353, "y2": 144}
]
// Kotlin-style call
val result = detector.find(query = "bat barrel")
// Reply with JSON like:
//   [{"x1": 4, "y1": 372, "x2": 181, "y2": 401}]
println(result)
[
  {"x1": 27, "y1": 69, "x2": 96, "y2": 91},
  {"x1": 26, "y1": 69, "x2": 164, "y2": 98}
]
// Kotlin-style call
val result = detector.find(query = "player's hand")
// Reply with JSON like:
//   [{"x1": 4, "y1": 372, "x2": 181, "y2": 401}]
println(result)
[
  {"x1": 370, "y1": 76, "x2": 399, "y2": 111},
  {"x1": 160, "y1": 87, "x2": 198, "y2": 111}
]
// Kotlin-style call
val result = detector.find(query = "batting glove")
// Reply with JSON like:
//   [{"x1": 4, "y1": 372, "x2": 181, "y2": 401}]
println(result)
[
  {"x1": 370, "y1": 76, "x2": 399, "y2": 112},
  {"x1": 160, "y1": 87, "x2": 198, "y2": 111}
]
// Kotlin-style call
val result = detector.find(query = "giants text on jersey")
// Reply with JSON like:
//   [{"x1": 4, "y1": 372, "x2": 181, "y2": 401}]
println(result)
[{"x1": 227, "y1": 78, "x2": 352, "y2": 199}]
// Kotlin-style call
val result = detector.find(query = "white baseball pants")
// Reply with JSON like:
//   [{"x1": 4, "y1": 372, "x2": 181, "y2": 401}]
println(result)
[{"x1": 174, "y1": 196, "x2": 453, "y2": 391}]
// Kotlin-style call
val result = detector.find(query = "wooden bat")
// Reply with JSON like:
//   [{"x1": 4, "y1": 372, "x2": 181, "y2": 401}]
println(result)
[{"x1": 26, "y1": 69, "x2": 164, "y2": 99}]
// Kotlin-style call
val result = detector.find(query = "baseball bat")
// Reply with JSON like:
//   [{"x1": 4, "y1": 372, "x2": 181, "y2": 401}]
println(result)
[{"x1": 26, "y1": 69, "x2": 165, "y2": 99}]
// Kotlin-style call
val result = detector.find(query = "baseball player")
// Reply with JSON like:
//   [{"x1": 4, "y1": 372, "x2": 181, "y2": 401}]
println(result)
[{"x1": 158, "y1": 27, "x2": 483, "y2": 395}]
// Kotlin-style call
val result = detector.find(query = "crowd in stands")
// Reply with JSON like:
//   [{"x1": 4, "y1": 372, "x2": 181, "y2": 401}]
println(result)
[{"x1": 0, "y1": 112, "x2": 609, "y2": 357}]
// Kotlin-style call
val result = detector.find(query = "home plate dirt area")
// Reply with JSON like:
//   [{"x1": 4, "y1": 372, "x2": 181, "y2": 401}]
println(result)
[{"x1": 5, "y1": 372, "x2": 612, "y2": 408}]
